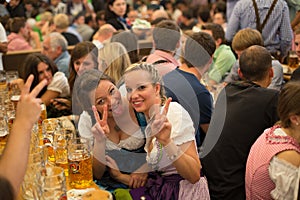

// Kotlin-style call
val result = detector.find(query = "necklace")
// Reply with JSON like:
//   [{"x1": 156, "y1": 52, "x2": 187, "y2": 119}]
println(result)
[{"x1": 148, "y1": 140, "x2": 163, "y2": 170}]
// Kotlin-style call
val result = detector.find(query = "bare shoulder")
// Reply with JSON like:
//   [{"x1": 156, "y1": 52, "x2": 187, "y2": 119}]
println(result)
[{"x1": 276, "y1": 150, "x2": 300, "y2": 167}]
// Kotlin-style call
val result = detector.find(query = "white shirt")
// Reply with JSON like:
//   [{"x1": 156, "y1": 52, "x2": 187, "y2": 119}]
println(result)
[
  {"x1": 47, "y1": 72, "x2": 70, "y2": 97},
  {"x1": 0, "y1": 23, "x2": 8, "y2": 70},
  {"x1": 145, "y1": 102, "x2": 195, "y2": 174}
]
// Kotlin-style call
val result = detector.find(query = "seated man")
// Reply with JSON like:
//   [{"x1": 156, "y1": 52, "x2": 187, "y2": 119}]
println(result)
[
  {"x1": 144, "y1": 20, "x2": 181, "y2": 76},
  {"x1": 201, "y1": 23, "x2": 236, "y2": 89},
  {"x1": 92, "y1": 24, "x2": 116, "y2": 49},
  {"x1": 53, "y1": 13, "x2": 81, "y2": 45},
  {"x1": 200, "y1": 45, "x2": 279, "y2": 199},
  {"x1": 224, "y1": 28, "x2": 284, "y2": 90},
  {"x1": 42, "y1": 32, "x2": 71, "y2": 78},
  {"x1": 163, "y1": 31, "x2": 216, "y2": 147},
  {"x1": 7, "y1": 17, "x2": 33, "y2": 51}
]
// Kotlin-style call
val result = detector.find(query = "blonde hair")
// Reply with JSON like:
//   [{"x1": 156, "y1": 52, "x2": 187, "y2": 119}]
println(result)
[
  {"x1": 232, "y1": 28, "x2": 264, "y2": 51},
  {"x1": 53, "y1": 13, "x2": 69, "y2": 30},
  {"x1": 40, "y1": 11, "x2": 53, "y2": 22},
  {"x1": 99, "y1": 42, "x2": 131, "y2": 83},
  {"x1": 124, "y1": 63, "x2": 167, "y2": 105}
]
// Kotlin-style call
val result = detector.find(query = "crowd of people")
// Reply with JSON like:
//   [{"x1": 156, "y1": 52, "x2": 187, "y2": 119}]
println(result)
[{"x1": 0, "y1": 0, "x2": 300, "y2": 199}]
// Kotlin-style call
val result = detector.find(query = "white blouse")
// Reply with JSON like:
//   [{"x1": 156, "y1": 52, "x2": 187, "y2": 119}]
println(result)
[
  {"x1": 145, "y1": 102, "x2": 195, "y2": 175},
  {"x1": 269, "y1": 128, "x2": 300, "y2": 200},
  {"x1": 47, "y1": 72, "x2": 70, "y2": 97},
  {"x1": 78, "y1": 111, "x2": 145, "y2": 151}
]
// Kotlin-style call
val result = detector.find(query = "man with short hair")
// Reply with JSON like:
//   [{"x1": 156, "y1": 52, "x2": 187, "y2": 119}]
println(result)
[
  {"x1": 7, "y1": 17, "x2": 32, "y2": 51},
  {"x1": 53, "y1": 13, "x2": 81, "y2": 45},
  {"x1": 224, "y1": 28, "x2": 284, "y2": 90},
  {"x1": 92, "y1": 24, "x2": 116, "y2": 49},
  {"x1": 200, "y1": 45, "x2": 279, "y2": 199},
  {"x1": 42, "y1": 32, "x2": 70, "y2": 78},
  {"x1": 294, "y1": 28, "x2": 300, "y2": 59},
  {"x1": 163, "y1": 31, "x2": 216, "y2": 148},
  {"x1": 201, "y1": 23, "x2": 236, "y2": 88},
  {"x1": 145, "y1": 19, "x2": 181, "y2": 76}
]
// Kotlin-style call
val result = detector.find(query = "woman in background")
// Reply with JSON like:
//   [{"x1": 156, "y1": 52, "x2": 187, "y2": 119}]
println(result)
[
  {"x1": 19, "y1": 53, "x2": 69, "y2": 106},
  {"x1": 18, "y1": 53, "x2": 70, "y2": 118},
  {"x1": 105, "y1": 0, "x2": 130, "y2": 30},
  {"x1": 98, "y1": 42, "x2": 131, "y2": 85},
  {"x1": 111, "y1": 30, "x2": 140, "y2": 64},
  {"x1": 246, "y1": 81, "x2": 300, "y2": 200},
  {"x1": 51, "y1": 41, "x2": 98, "y2": 115}
]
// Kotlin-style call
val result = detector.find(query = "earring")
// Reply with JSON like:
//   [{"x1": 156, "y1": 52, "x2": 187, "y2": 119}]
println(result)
[{"x1": 296, "y1": 122, "x2": 299, "y2": 126}]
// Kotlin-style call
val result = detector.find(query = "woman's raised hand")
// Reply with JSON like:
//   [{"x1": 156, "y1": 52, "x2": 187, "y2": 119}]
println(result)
[
  {"x1": 91, "y1": 105, "x2": 110, "y2": 142},
  {"x1": 151, "y1": 98, "x2": 172, "y2": 146}
]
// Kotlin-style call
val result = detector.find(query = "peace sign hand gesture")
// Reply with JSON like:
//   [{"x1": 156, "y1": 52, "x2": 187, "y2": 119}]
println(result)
[
  {"x1": 16, "y1": 75, "x2": 47, "y2": 126},
  {"x1": 91, "y1": 105, "x2": 110, "y2": 142},
  {"x1": 150, "y1": 98, "x2": 172, "y2": 146}
]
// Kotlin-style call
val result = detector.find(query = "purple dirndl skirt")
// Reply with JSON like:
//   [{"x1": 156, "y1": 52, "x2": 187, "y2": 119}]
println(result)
[
  {"x1": 130, "y1": 172, "x2": 183, "y2": 200},
  {"x1": 130, "y1": 172, "x2": 210, "y2": 200}
]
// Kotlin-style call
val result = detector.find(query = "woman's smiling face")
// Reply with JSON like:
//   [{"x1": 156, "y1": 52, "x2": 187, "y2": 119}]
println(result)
[
  {"x1": 37, "y1": 62, "x2": 53, "y2": 85},
  {"x1": 92, "y1": 80, "x2": 123, "y2": 118},
  {"x1": 124, "y1": 69, "x2": 160, "y2": 118}
]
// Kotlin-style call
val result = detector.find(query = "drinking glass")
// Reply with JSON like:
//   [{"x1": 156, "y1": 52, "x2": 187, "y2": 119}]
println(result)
[
  {"x1": 22, "y1": 146, "x2": 45, "y2": 200},
  {"x1": 0, "y1": 70, "x2": 6, "y2": 91},
  {"x1": 288, "y1": 50, "x2": 299, "y2": 69},
  {"x1": 36, "y1": 166, "x2": 67, "y2": 200},
  {"x1": 53, "y1": 128, "x2": 75, "y2": 177},
  {"x1": 42, "y1": 118, "x2": 60, "y2": 164},
  {"x1": 0, "y1": 107, "x2": 8, "y2": 138},
  {"x1": 68, "y1": 137, "x2": 93, "y2": 189},
  {"x1": 5, "y1": 102, "x2": 15, "y2": 133},
  {"x1": 5, "y1": 70, "x2": 18, "y2": 83}
]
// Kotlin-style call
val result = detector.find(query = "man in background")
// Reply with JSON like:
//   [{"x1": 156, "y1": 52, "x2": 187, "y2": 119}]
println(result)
[
  {"x1": 163, "y1": 31, "x2": 215, "y2": 148},
  {"x1": 201, "y1": 45, "x2": 279, "y2": 199},
  {"x1": 42, "y1": 32, "x2": 71, "y2": 78}
]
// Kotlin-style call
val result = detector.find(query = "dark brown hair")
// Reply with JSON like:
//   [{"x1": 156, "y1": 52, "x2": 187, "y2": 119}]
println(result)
[
  {"x1": 152, "y1": 20, "x2": 181, "y2": 52},
  {"x1": 7, "y1": 17, "x2": 26, "y2": 33},
  {"x1": 73, "y1": 69, "x2": 115, "y2": 121},
  {"x1": 278, "y1": 81, "x2": 300, "y2": 128},
  {"x1": 239, "y1": 45, "x2": 272, "y2": 82},
  {"x1": 202, "y1": 23, "x2": 225, "y2": 44},
  {"x1": 20, "y1": 53, "x2": 58, "y2": 97},
  {"x1": 68, "y1": 41, "x2": 98, "y2": 94}
]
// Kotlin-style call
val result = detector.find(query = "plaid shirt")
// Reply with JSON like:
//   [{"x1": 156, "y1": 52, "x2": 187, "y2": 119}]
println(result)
[{"x1": 226, "y1": 0, "x2": 293, "y2": 57}]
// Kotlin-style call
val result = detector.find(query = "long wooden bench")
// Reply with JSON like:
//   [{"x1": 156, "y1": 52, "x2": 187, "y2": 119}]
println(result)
[
  {"x1": 3, "y1": 40, "x2": 153, "y2": 72},
  {"x1": 3, "y1": 46, "x2": 75, "y2": 73}
]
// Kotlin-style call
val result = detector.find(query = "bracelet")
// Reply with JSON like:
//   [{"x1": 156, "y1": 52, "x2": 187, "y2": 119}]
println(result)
[{"x1": 164, "y1": 141, "x2": 182, "y2": 161}]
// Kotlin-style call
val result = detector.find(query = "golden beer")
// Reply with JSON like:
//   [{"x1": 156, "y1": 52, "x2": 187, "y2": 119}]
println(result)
[
  {"x1": 55, "y1": 147, "x2": 69, "y2": 176},
  {"x1": 0, "y1": 81, "x2": 7, "y2": 91},
  {"x1": 39, "y1": 104, "x2": 47, "y2": 145},
  {"x1": 10, "y1": 95, "x2": 20, "y2": 109},
  {"x1": 68, "y1": 153, "x2": 93, "y2": 189},
  {"x1": 288, "y1": 54, "x2": 299, "y2": 69},
  {"x1": 0, "y1": 134, "x2": 8, "y2": 143}
]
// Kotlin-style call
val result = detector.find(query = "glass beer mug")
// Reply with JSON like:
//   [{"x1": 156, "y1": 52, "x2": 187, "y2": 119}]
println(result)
[
  {"x1": 288, "y1": 51, "x2": 299, "y2": 69},
  {"x1": 68, "y1": 137, "x2": 93, "y2": 189}
]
